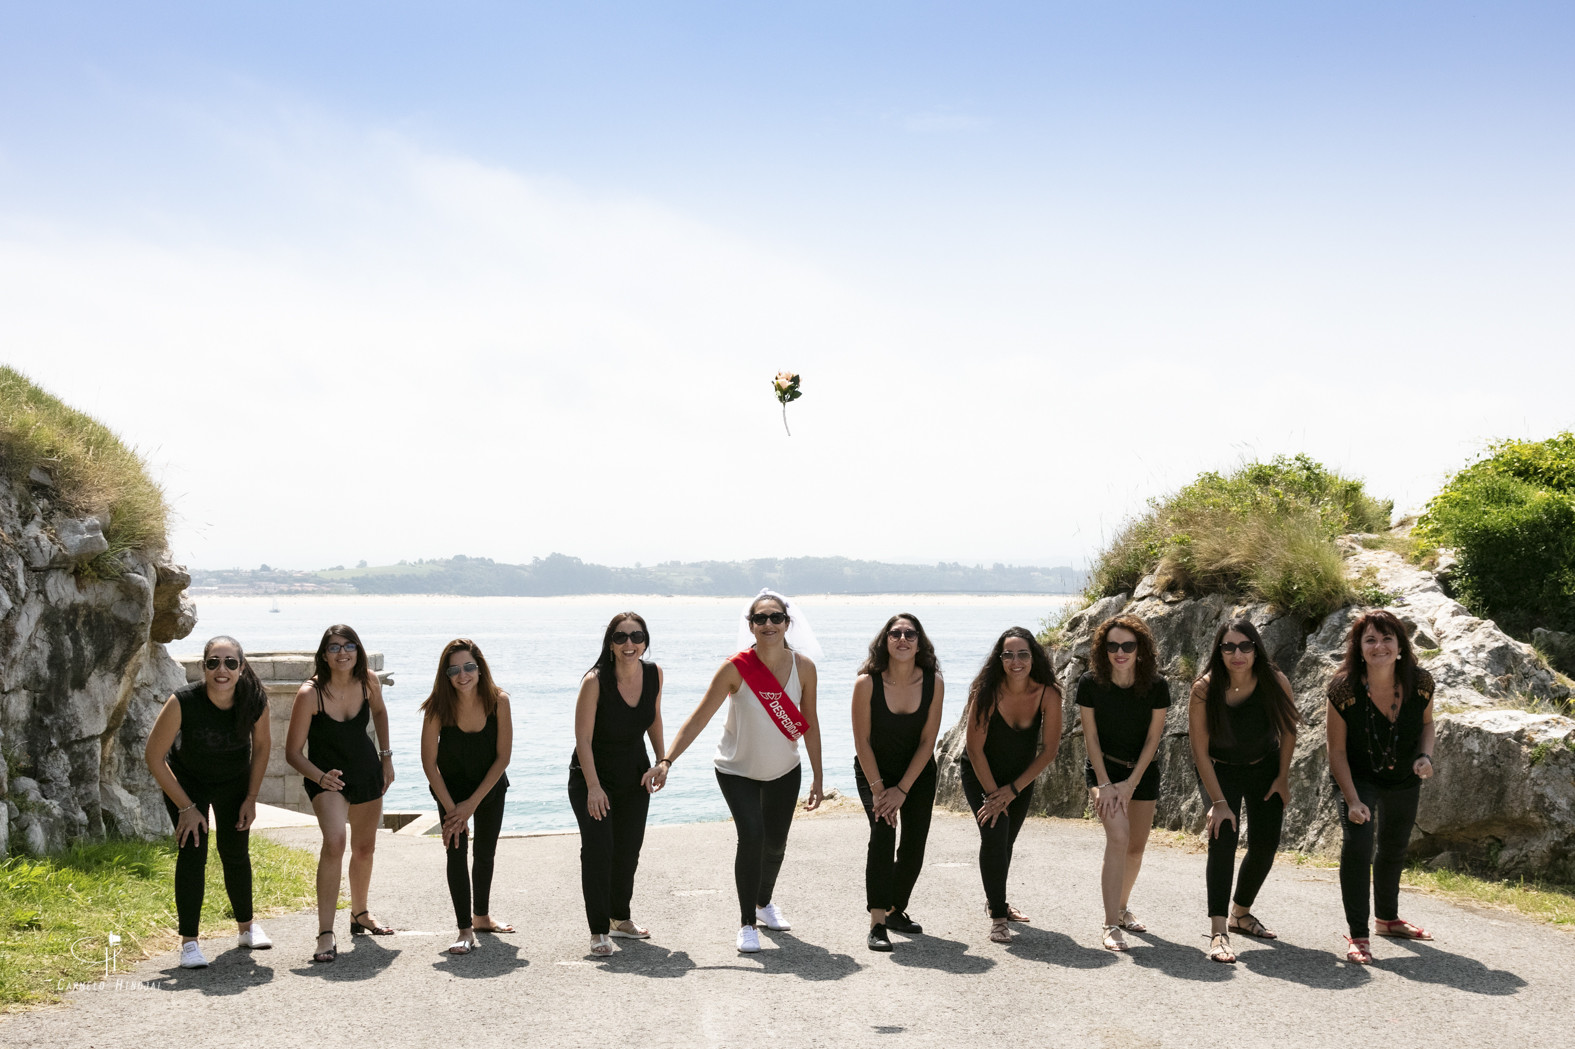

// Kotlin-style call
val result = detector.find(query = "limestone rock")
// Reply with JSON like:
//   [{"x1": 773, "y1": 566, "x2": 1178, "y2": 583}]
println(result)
[{"x1": 1532, "y1": 628, "x2": 1575, "y2": 678}]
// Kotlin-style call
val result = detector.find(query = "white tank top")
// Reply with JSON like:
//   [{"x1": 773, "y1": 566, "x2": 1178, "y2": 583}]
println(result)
[{"x1": 714, "y1": 650, "x2": 804, "y2": 780}]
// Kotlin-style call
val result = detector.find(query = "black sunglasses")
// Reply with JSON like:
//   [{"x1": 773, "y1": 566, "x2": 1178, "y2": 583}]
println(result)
[
  {"x1": 445, "y1": 661, "x2": 480, "y2": 678},
  {"x1": 612, "y1": 630, "x2": 648, "y2": 645},
  {"x1": 326, "y1": 642, "x2": 358, "y2": 654},
  {"x1": 1219, "y1": 640, "x2": 1256, "y2": 655},
  {"x1": 888, "y1": 628, "x2": 918, "y2": 641},
  {"x1": 1104, "y1": 640, "x2": 1138, "y2": 654},
  {"x1": 204, "y1": 656, "x2": 241, "y2": 671},
  {"x1": 748, "y1": 612, "x2": 788, "y2": 625}
]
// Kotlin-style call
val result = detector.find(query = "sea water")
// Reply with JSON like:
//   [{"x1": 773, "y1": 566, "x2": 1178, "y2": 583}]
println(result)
[{"x1": 176, "y1": 594, "x2": 1074, "y2": 832}]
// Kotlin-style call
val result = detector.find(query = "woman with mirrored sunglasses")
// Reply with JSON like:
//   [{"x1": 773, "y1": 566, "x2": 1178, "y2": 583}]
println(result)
[
  {"x1": 285, "y1": 624, "x2": 395, "y2": 962},
  {"x1": 420, "y1": 639, "x2": 515, "y2": 955},
  {"x1": 1077, "y1": 613, "x2": 1170, "y2": 951},
  {"x1": 852, "y1": 613, "x2": 945, "y2": 951},
  {"x1": 568, "y1": 612, "x2": 666, "y2": 956},
  {"x1": 144, "y1": 636, "x2": 273, "y2": 969},
  {"x1": 1188, "y1": 618, "x2": 1300, "y2": 963}
]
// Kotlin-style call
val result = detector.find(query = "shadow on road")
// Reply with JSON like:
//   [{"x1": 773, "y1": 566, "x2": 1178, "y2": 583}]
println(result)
[
  {"x1": 1236, "y1": 936, "x2": 1373, "y2": 989},
  {"x1": 595, "y1": 939, "x2": 696, "y2": 978},
  {"x1": 1004, "y1": 925, "x2": 1120, "y2": 970},
  {"x1": 1373, "y1": 939, "x2": 1526, "y2": 995},
  {"x1": 429, "y1": 939, "x2": 530, "y2": 978},
  {"x1": 888, "y1": 934, "x2": 997, "y2": 975},
  {"x1": 152, "y1": 949, "x2": 279, "y2": 996},
  {"x1": 288, "y1": 936, "x2": 401, "y2": 982},
  {"x1": 1122, "y1": 931, "x2": 1234, "y2": 982},
  {"x1": 699, "y1": 931, "x2": 862, "y2": 980}
]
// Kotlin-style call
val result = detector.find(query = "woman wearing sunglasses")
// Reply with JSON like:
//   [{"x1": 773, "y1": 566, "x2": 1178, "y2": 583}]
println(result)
[
  {"x1": 144, "y1": 636, "x2": 273, "y2": 969},
  {"x1": 1078, "y1": 614, "x2": 1169, "y2": 951},
  {"x1": 959, "y1": 627, "x2": 1062, "y2": 945},
  {"x1": 654, "y1": 589, "x2": 824, "y2": 953},
  {"x1": 1188, "y1": 618, "x2": 1300, "y2": 963},
  {"x1": 285, "y1": 624, "x2": 395, "y2": 962},
  {"x1": 420, "y1": 639, "x2": 515, "y2": 955},
  {"x1": 569, "y1": 612, "x2": 666, "y2": 956},
  {"x1": 852, "y1": 614, "x2": 945, "y2": 951}
]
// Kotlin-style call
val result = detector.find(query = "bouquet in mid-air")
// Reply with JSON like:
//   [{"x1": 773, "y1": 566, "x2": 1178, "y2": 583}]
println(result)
[{"x1": 772, "y1": 371, "x2": 802, "y2": 436}]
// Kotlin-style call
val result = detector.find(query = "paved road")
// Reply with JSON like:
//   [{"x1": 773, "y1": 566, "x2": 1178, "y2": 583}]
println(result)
[{"x1": 6, "y1": 810, "x2": 1568, "y2": 1048}]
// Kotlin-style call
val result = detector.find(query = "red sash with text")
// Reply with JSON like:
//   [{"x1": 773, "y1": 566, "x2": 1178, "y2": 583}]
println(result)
[{"x1": 730, "y1": 650, "x2": 807, "y2": 743}]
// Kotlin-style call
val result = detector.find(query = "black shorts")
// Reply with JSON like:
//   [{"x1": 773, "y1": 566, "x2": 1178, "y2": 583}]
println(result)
[{"x1": 1085, "y1": 757, "x2": 1161, "y2": 802}]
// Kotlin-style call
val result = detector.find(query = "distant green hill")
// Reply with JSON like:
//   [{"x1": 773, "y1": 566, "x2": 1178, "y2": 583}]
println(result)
[{"x1": 191, "y1": 553, "x2": 1085, "y2": 597}]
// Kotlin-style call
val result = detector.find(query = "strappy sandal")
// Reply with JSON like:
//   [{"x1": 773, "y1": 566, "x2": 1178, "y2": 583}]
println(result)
[
  {"x1": 311, "y1": 932, "x2": 337, "y2": 963},
  {"x1": 1118, "y1": 908, "x2": 1146, "y2": 933},
  {"x1": 350, "y1": 911, "x2": 394, "y2": 936},
  {"x1": 988, "y1": 918, "x2": 1013, "y2": 944},
  {"x1": 1206, "y1": 932, "x2": 1236, "y2": 963},
  {"x1": 473, "y1": 919, "x2": 516, "y2": 933},
  {"x1": 610, "y1": 920, "x2": 649, "y2": 939},
  {"x1": 1374, "y1": 918, "x2": 1432, "y2": 940},
  {"x1": 1344, "y1": 936, "x2": 1372, "y2": 964},
  {"x1": 590, "y1": 934, "x2": 614, "y2": 956},
  {"x1": 1006, "y1": 904, "x2": 1031, "y2": 924},
  {"x1": 1102, "y1": 925, "x2": 1128, "y2": 951},
  {"x1": 1228, "y1": 911, "x2": 1277, "y2": 939}
]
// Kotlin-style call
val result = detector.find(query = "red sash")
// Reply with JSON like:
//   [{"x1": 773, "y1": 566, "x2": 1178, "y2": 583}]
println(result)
[{"x1": 730, "y1": 650, "x2": 807, "y2": 743}]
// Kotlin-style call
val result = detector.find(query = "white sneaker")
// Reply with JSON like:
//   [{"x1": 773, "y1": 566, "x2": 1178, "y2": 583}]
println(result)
[
  {"x1": 755, "y1": 903, "x2": 791, "y2": 931},
  {"x1": 238, "y1": 923, "x2": 272, "y2": 950},
  {"x1": 736, "y1": 926, "x2": 761, "y2": 953},
  {"x1": 179, "y1": 941, "x2": 209, "y2": 969}
]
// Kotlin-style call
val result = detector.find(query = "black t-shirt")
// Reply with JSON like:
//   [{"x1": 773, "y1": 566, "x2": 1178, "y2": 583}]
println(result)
[
  {"x1": 169, "y1": 682, "x2": 263, "y2": 784},
  {"x1": 1328, "y1": 667, "x2": 1435, "y2": 789},
  {"x1": 1076, "y1": 672, "x2": 1171, "y2": 764}
]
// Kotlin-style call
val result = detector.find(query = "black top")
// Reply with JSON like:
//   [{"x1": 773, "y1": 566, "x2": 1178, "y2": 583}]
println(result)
[
  {"x1": 437, "y1": 709, "x2": 510, "y2": 803},
  {"x1": 1076, "y1": 672, "x2": 1171, "y2": 764},
  {"x1": 959, "y1": 689, "x2": 1046, "y2": 787},
  {"x1": 570, "y1": 662, "x2": 659, "y2": 790},
  {"x1": 1328, "y1": 667, "x2": 1436, "y2": 789},
  {"x1": 303, "y1": 682, "x2": 385, "y2": 804},
  {"x1": 863, "y1": 669, "x2": 937, "y2": 784},
  {"x1": 1209, "y1": 677, "x2": 1281, "y2": 765},
  {"x1": 169, "y1": 682, "x2": 262, "y2": 784}
]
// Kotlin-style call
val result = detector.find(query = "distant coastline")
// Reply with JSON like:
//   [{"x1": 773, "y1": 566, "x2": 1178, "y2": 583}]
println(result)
[{"x1": 189, "y1": 552, "x2": 1087, "y2": 598}]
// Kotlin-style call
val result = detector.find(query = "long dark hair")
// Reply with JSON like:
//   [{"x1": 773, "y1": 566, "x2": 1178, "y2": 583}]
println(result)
[
  {"x1": 857, "y1": 613, "x2": 940, "y2": 677},
  {"x1": 1197, "y1": 618, "x2": 1300, "y2": 742},
  {"x1": 311, "y1": 624, "x2": 370, "y2": 690},
  {"x1": 589, "y1": 611, "x2": 651, "y2": 681},
  {"x1": 420, "y1": 638, "x2": 504, "y2": 727},
  {"x1": 969, "y1": 627, "x2": 1055, "y2": 729},
  {"x1": 1331, "y1": 609, "x2": 1418, "y2": 701},
  {"x1": 1089, "y1": 614, "x2": 1160, "y2": 689},
  {"x1": 203, "y1": 635, "x2": 267, "y2": 727}
]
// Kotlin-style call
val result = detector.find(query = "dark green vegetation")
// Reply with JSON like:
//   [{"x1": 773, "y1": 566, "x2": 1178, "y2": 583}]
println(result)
[
  {"x1": 1087, "y1": 455, "x2": 1392, "y2": 621},
  {"x1": 1417, "y1": 432, "x2": 1575, "y2": 638},
  {"x1": 0, "y1": 837, "x2": 316, "y2": 1006},
  {"x1": 194, "y1": 554, "x2": 1086, "y2": 596},
  {"x1": 0, "y1": 366, "x2": 167, "y2": 579}
]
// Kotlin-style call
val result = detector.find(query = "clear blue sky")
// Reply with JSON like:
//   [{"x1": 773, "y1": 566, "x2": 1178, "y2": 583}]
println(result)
[{"x1": 3, "y1": 3, "x2": 1572, "y2": 569}]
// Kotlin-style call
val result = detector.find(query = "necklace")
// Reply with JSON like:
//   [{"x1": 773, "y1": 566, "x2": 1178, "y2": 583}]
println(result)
[{"x1": 1363, "y1": 679, "x2": 1405, "y2": 771}]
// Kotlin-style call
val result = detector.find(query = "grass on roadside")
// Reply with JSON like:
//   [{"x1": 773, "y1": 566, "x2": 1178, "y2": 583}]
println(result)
[{"x1": 0, "y1": 836, "x2": 317, "y2": 1008}]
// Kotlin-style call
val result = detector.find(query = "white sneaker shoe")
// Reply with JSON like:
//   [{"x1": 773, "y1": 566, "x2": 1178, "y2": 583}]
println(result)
[
  {"x1": 238, "y1": 923, "x2": 272, "y2": 950},
  {"x1": 755, "y1": 903, "x2": 791, "y2": 931},
  {"x1": 736, "y1": 925, "x2": 761, "y2": 953},
  {"x1": 179, "y1": 941, "x2": 209, "y2": 969}
]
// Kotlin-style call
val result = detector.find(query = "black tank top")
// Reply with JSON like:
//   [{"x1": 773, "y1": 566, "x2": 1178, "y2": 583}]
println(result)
[
  {"x1": 436, "y1": 709, "x2": 509, "y2": 802},
  {"x1": 1209, "y1": 678, "x2": 1280, "y2": 764},
  {"x1": 960, "y1": 689, "x2": 1045, "y2": 785},
  {"x1": 303, "y1": 682, "x2": 383, "y2": 802},
  {"x1": 169, "y1": 682, "x2": 258, "y2": 783},
  {"x1": 569, "y1": 662, "x2": 658, "y2": 790},
  {"x1": 865, "y1": 669, "x2": 937, "y2": 783}
]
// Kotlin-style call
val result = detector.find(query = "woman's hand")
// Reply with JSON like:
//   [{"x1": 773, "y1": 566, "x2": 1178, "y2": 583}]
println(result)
[
  {"x1": 872, "y1": 785, "x2": 903, "y2": 823},
  {"x1": 441, "y1": 798, "x2": 478, "y2": 846},
  {"x1": 317, "y1": 767, "x2": 345, "y2": 792},
  {"x1": 641, "y1": 763, "x2": 668, "y2": 794},
  {"x1": 1264, "y1": 774, "x2": 1291, "y2": 805},
  {"x1": 236, "y1": 796, "x2": 257, "y2": 831},
  {"x1": 804, "y1": 777, "x2": 823, "y2": 812},
  {"x1": 976, "y1": 785, "x2": 1015, "y2": 827},
  {"x1": 1098, "y1": 779, "x2": 1134, "y2": 819},
  {"x1": 175, "y1": 804, "x2": 208, "y2": 848},
  {"x1": 1345, "y1": 799, "x2": 1372, "y2": 825},
  {"x1": 1413, "y1": 755, "x2": 1434, "y2": 780},
  {"x1": 1206, "y1": 800, "x2": 1237, "y2": 839},
  {"x1": 382, "y1": 755, "x2": 396, "y2": 791},
  {"x1": 585, "y1": 783, "x2": 611, "y2": 820}
]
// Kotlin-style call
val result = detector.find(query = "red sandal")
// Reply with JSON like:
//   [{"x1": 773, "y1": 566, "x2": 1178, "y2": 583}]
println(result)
[
  {"x1": 1344, "y1": 936, "x2": 1372, "y2": 964},
  {"x1": 1374, "y1": 918, "x2": 1432, "y2": 940}
]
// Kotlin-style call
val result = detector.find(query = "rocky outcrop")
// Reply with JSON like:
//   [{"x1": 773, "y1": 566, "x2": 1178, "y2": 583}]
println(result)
[
  {"x1": 936, "y1": 535, "x2": 1575, "y2": 880},
  {"x1": 0, "y1": 480, "x2": 193, "y2": 854}
]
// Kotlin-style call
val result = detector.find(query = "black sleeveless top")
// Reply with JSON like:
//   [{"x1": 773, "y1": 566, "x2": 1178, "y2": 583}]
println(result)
[
  {"x1": 436, "y1": 709, "x2": 509, "y2": 803},
  {"x1": 169, "y1": 682, "x2": 261, "y2": 784},
  {"x1": 1328, "y1": 668, "x2": 1436, "y2": 789},
  {"x1": 1208, "y1": 677, "x2": 1281, "y2": 765},
  {"x1": 303, "y1": 681, "x2": 385, "y2": 805},
  {"x1": 863, "y1": 669, "x2": 937, "y2": 783},
  {"x1": 959, "y1": 688, "x2": 1046, "y2": 785},
  {"x1": 569, "y1": 662, "x2": 658, "y2": 790}
]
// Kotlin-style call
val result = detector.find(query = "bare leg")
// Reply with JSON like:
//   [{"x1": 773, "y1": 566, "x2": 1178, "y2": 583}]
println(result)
[
  {"x1": 1118, "y1": 800, "x2": 1158, "y2": 913},
  {"x1": 347, "y1": 797, "x2": 384, "y2": 921},
  {"x1": 311, "y1": 792, "x2": 349, "y2": 952},
  {"x1": 1096, "y1": 792, "x2": 1131, "y2": 926}
]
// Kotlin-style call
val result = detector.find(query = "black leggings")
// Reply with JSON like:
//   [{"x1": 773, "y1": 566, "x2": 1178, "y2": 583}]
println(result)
[
  {"x1": 1201, "y1": 758, "x2": 1285, "y2": 917},
  {"x1": 1340, "y1": 779, "x2": 1421, "y2": 939},
  {"x1": 163, "y1": 775, "x2": 254, "y2": 937},
  {"x1": 855, "y1": 761, "x2": 937, "y2": 915},
  {"x1": 959, "y1": 761, "x2": 1035, "y2": 920},
  {"x1": 715, "y1": 765, "x2": 801, "y2": 927},
  {"x1": 433, "y1": 784, "x2": 507, "y2": 930},
  {"x1": 568, "y1": 769, "x2": 651, "y2": 934}
]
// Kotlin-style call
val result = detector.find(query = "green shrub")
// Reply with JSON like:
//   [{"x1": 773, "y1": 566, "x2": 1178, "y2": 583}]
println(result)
[
  {"x1": 1417, "y1": 433, "x2": 1575, "y2": 637},
  {"x1": 1087, "y1": 454, "x2": 1391, "y2": 621},
  {"x1": 0, "y1": 367, "x2": 167, "y2": 576}
]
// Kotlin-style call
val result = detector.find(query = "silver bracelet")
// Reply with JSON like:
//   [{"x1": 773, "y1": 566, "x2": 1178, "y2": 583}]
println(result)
[
  {"x1": 377, "y1": 748, "x2": 393, "y2": 757},
  {"x1": 1097, "y1": 782, "x2": 1112, "y2": 790},
  {"x1": 177, "y1": 802, "x2": 196, "y2": 814}
]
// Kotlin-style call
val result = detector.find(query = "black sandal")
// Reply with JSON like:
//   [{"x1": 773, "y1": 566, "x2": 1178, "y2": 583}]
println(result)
[
  {"x1": 312, "y1": 931, "x2": 337, "y2": 963},
  {"x1": 1228, "y1": 911, "x2": 1276, "y2": 939},
  {"x1": 351, "y1": 910, "x2": 395, "y2": 936}
]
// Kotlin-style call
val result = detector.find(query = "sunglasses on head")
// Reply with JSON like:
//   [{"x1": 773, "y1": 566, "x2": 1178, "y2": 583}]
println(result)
[
  {"x1": 445, "y1": 661, "x2": 479, "y2": 678},
  {"x1": 204, "y1": 656, "x2": 241, "y2": 671},
  {"x1": 748, "y1": 612, "x2": 788, "y2": 626},
  {"x1": 888, "y1": 628, "x2": 918, "y2": 641},
  {"x1": 1219, "y1": 640, "x2": 1256, "y2": 655},
  {"x1": 326, "y1": 642, "x2": 358, "y2": 654},
  {"x1": 612, "y1": 630, "x2": 647, "y2": 645},
  {"x1": 1104, "y1": 640, "x2": 1138, "y2": 654}
]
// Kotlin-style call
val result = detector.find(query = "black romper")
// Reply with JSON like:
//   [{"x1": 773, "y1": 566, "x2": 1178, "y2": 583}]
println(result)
[{"x1": 303, "y1": 682, "x2": 386, "y2": 806}]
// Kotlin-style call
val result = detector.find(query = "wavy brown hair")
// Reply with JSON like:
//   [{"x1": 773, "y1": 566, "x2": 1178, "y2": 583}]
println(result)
[
  {"x1": 1089, "y1": 614, "x2": 1159, "y2": 689},
  {"x1": 589, "y1": 611, "x2": 652, "y2": 681},
  {"x1": 857, "y1": 613, "x2": 940, "y2": 677},
  {"x1": 1197, "y1": 617, "x2": 1300, "y2": 742},
  {"x1": 420, "y1": 638, "x2": 504, "y2": 728},
  {"x1": 1331, "y1": 609, "x2": 1419, "y2": 702},
  {"x1": 969, "y1": 627, "x2": 1057, "y2": 729}
]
